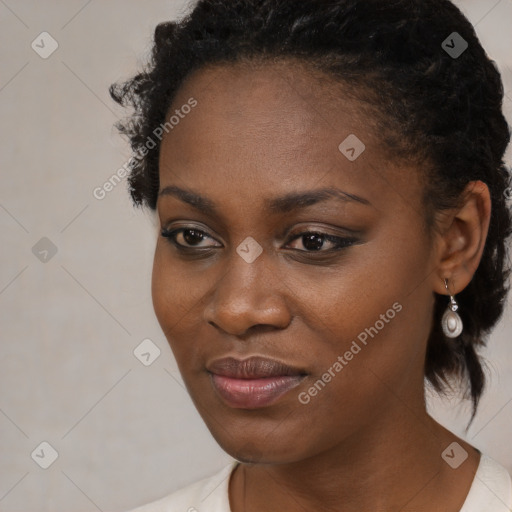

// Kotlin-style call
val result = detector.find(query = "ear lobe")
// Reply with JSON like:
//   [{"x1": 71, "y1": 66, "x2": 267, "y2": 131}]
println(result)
[{"x1": 434, "y1": 180, "x2": 491, "y2": 295}]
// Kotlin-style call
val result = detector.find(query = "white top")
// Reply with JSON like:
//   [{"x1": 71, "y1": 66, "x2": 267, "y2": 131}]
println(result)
[{"x1": 126, "y1": 454, "x2": 512, "y2": 512}]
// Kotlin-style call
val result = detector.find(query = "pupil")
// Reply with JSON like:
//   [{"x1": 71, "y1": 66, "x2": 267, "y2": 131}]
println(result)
[
  {"x1": 184, "y1": 229, "x2": 203, "y2": 245},
  {"x1": 303, "y1": 233, "x2": 324, "y2": 251}
]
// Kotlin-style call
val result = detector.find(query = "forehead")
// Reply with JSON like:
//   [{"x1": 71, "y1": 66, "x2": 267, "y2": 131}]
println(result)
[
  {"x1": 158, "y1": 60, "x2": 423, "y2": 219},
  {"x1": 168, "y1": 58, "x2": 374, "y2": 141}
]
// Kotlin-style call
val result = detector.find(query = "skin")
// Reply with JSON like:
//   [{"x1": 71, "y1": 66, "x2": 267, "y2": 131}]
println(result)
[{"x1": 152, "y1": 59, "x2": 491, "y2": 511}]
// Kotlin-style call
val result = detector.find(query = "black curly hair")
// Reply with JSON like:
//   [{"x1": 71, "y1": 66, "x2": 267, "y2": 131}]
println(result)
[{"x1": 110, "y1": 0, "x2": 512, "y2": 423}]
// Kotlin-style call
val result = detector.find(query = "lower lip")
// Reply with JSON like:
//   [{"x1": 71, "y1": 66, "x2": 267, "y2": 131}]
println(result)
[{"x1": 210, "y1": 374, "x2": 305, "y2": 409}]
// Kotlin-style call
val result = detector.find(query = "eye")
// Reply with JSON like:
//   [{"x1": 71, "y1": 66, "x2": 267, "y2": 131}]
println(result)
[
  {"x1": 161, "y1": 226, "x2": 358, "y2": 254},
  {"x1": 161, "y1": 227, "x2": 222, "y2": 249},
  {"x1": 286, "y1": 231, "x2": 357, "y2": 252}
]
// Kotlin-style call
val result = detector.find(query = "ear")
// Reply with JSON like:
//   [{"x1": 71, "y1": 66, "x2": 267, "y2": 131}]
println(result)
[{"x1": 432, "y1": 180, "x2": 491, "y2": 295}]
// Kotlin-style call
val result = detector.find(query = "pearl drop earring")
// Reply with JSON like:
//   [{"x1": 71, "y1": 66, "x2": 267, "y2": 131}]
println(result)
[{"x1": 441, "y1": 278, "x2": 463, "y2": 338}]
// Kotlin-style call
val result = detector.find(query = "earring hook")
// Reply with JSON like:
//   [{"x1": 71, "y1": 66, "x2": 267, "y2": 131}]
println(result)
[{"x1": 443, "y1": 278, "x2": 458, "y2": 312}]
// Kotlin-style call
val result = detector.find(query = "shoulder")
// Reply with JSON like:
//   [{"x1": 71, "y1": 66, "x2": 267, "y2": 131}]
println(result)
[
  {"x1": 125, "y1": 461, "x2": 238, "y2": 512},
  {"x1": 460, "y1": 453, "x2": 512, "y2": 512}
]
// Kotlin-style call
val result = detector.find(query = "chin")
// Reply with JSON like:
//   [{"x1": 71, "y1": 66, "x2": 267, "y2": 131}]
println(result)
[{"x1": 207, "y1": 425, "x2": 306, "y2": 465}]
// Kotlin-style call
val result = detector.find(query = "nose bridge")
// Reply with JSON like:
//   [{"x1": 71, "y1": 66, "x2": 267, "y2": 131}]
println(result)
[
  {"x1": 218, "y1": 242, "x2": 274, "y2": 308},
  {"x1": 204, "y1": 240, "x2": 290, "y2": 334}
]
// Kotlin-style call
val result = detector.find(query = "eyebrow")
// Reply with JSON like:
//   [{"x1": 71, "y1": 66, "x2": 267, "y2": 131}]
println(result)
[{"x1": 158, "y1": 185, "x2": 371, "y2": 215}]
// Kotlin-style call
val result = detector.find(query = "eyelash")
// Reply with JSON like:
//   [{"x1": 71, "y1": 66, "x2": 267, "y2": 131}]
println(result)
[{"x1": 160, "y1": 227, "x2": 358, "y2": 254}]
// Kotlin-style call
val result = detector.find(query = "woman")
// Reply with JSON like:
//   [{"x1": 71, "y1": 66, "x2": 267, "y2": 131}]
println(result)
[{"x1": 110, "y1": 0, "x2": 512, "y2": 510}]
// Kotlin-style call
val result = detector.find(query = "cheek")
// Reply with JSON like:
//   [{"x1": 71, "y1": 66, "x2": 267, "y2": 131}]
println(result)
[
  {"x1": 152, "y1": 253, "x2": 178, "y2": 330},
  {"x1": 296, "y1": 233, "x2": 434, "y2": 385},
  {"x1": 151, "y1": 241, "x2": 202, "y2": 324},
  {"x1": 151, "y1": 244, "x2": 193, "y2": 343},
  {"x1": 151, "y1": 243, "x2": 214, "y2": 369}
]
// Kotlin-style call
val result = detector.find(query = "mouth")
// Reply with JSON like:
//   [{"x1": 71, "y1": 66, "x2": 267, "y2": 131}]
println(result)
[{"x1": 206, "y1": 356, "x2": 307, "y2": 409}]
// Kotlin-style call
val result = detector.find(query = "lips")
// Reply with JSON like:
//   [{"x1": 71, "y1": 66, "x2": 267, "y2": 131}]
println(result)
[{"x1": 207, "y1": 356, "x2": 307, "y2": 409}]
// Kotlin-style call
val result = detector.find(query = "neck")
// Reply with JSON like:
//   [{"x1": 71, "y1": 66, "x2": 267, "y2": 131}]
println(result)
[{"x1": 229, "y1": 401, "x2": 480, "y2": 512}]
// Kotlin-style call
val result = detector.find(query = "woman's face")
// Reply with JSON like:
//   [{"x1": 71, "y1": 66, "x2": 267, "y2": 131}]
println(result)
[{"x1": 152, "y1": 60, "x2": 440, "y2": 464}]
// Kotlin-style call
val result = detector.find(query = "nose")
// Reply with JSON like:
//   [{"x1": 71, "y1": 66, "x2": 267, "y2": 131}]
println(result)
[{"x1": 203, "y1": 246, "x2": 292, "y2": 337}]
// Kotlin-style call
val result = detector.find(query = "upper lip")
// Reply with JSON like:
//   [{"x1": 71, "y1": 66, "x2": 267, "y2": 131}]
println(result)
[{"x1": 207, "y1": 356, "x2": 306, "y2": 379}]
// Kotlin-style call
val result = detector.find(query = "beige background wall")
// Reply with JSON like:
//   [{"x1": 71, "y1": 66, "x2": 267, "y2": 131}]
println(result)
[{"x1": 0, "y1": 1, "x2": 511, "y2": 510}]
